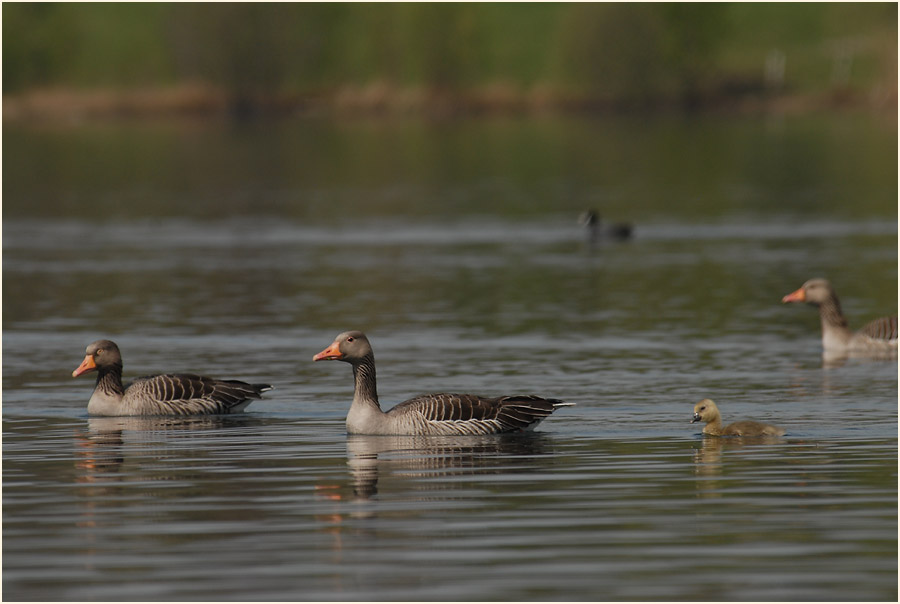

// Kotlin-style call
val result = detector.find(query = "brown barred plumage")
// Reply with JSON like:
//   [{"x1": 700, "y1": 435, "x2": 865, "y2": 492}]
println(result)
[{"x1": 859, "y1": 315, "x2": 898, "y2": 342}]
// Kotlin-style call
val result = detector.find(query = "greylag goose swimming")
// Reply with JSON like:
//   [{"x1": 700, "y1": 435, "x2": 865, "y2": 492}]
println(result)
[
  {"x1": 313, "y1": 331, "x2": 573, "y2": 435},
  {"x1": 73, "y1": 339, "x2": 272, "y2": 416},
  {"x1": 691, "y1": 399, "x2": 785, "y2": 437},
  {"x1": 782, "y1": 278, "x2": 897, "y2": 354},
  {"x1": 579, "y1": 209, "x2": 633, "y2": 245}
]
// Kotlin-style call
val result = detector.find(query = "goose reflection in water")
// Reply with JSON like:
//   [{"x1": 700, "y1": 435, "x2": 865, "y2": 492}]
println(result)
[
  {"x1": 325, "y1": 433, "x2": 555, "y2": 502},
  {"x1": 72, "y1": 415, "x2": 267, "y2": 561},
  {"x1": 821, "y1": 347, "x2": 898, "y2": 369},
  {"x1": 691, "y1": 434, "x2": 789, "y2": 500},
  {"x1": 692, "y1": 434, "x2": 788, "y2": 469},
  {"x1": 74, "y1": 415, "x2": 262, "y2": 484}
]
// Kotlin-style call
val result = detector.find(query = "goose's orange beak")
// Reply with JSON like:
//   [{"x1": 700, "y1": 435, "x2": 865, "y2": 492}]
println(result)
[
  {"x1": 782, "y1": 287, "x2": 806, "y2": 303},
  {"x1": 72, "y1": 354, "x2": 97, "y2": 377},
  {"x1": 313, "y1": 342, "x2": 343, "y2": 362}
]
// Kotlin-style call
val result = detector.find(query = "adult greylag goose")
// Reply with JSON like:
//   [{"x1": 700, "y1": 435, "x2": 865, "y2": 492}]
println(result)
[
  {"x1": 691, "y1": 399, "x2": 785, "y2": 437},
  {"x1": 313, "y1": 331, "x2": 573, "y2": 435},
  {"x1": 73, "y1": 339, "x2": 272, "y2": 416},
  {"x1": 782, "y1": 278, "x2": 897, "y2": 354}
]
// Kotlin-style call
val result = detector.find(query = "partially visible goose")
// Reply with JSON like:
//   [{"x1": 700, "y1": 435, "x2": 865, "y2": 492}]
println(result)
[
  {"x1": 313, "y1": 331, "x2": 573, "y2": 435},
  {"x1": 73, "y1": 339, "x2": 272, "y2": 416},
  {"x1": 782, "y1": 278, "x2": 897, "y2": 354},
  {"x1": 579, "y1": 209, "x2": 633, "y2": 245},
  {"x1": 691, "y1": 399, "x2": 785, "y2": 437}
]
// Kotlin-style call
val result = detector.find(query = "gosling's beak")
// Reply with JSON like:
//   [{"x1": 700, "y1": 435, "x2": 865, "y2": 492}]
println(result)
[
  {"x1": 782, "y1": 287, "x2": 806, "y2": 303},
  {"x1": 313, "y1": 341, "x2": 343, "y2": 362},
  {"x1": 691, "y1": 413, "x2": 701, "y2": 424},
  {"x1": 72, "y1": 354, "x2": 97, "y2": 377}
]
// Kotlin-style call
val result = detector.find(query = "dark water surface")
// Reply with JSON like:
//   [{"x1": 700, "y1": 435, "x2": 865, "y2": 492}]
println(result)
[{"x1": 3, "y1": 114, "x2": 897, "y2": 600}]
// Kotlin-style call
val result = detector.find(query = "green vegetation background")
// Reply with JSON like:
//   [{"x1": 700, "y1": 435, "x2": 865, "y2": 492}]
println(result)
[{"x1": 3, "y1": 3, "x2": 897, "y2": 111}]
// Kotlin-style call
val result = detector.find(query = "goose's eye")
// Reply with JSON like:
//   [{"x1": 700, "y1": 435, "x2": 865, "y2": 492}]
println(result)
[
  {"x1": 95, "y1": 349, "x2": 103, "y2": 356},
  {"x1": 347, "y1": 337, "x2": 354, "y2": 343}
]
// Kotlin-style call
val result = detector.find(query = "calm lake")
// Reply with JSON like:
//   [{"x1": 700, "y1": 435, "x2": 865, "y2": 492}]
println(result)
[{"x1": 3, "y1": 112, "x2": 897, "y2": 601}]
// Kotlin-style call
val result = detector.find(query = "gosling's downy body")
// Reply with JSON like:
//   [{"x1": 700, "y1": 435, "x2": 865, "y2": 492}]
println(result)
[{"x1": 691, "y1": 399, "x2": 785, "y2": 437}]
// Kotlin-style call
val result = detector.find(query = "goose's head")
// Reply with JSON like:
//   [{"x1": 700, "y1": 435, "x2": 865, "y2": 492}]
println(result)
[
  {"x1": 691, "y1": 398, "x2": 720, "y2": 424},
  {"x1": 73, "y1": 339, "x2": 123, "y2": 377},
  {"x1": 313, "y1": 331, "x2": 373, "y2": 364},
  {"x1": 782, "y1": 278, "x2": 834, "y2": 306}
]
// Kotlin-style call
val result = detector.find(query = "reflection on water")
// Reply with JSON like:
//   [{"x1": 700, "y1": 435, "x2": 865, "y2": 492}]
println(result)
[
  {"x1": 3, "y1": 113, "x2": 896, "y2": 223},
  {"x1": 342, "y1": 433, "x2": 553, "y2": 500},
  {"x1": 5, "y1": 388, "x2": 897, "y2": 600},
  {"x1": 691, "y1": 435, "x2": 788, "y2": 493},
  {"x1": 75, "y1": 424, "x2": 124, "y2": 481},
  {"x1": 822, "y1": 347, "x2": 898, "y2": 368},
  {"x1": 74, "y1": 415, "x2": 261, "y2": 478},
  {"x1": 83, "y1": 414, "x2": 262, "y2": 434},
  {"x1": 71, "y1": 415, "x2": 273, "y2": 536}
]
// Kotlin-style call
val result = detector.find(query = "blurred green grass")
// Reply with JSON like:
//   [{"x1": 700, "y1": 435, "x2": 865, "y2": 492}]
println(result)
[{"x1": 3, "y1": 3, "x2": 896, "y2": 114}]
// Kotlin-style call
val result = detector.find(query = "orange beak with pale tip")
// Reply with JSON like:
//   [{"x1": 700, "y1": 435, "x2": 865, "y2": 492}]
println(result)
[
  {"x1": 782, "y1": 287, "x2": 806, "y2": 304},
  {"x1": 72, "y1": 354, "x2": 97, "y2": 377},
  {"x1": 313, "y1": 341, "x2": 343, "y2": 362}
]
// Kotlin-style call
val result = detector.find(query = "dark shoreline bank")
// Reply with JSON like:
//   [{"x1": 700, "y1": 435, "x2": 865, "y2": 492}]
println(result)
[{"x1": 4, "y1": 82, "x2": 897, "y2": 123}]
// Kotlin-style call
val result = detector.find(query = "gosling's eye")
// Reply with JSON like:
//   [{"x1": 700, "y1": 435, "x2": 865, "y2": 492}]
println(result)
[{"x1": 699, "y1": 406, "x2": 706, "y2": 411}]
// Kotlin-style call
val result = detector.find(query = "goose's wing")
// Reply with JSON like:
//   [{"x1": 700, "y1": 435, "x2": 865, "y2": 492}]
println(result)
[
  {"x1": 126, "y1": 373, "x2": 271, "y2": 415},
  {"x1": 390, "y1": 393, "x2": 570, "y2": 434},
  {"x1": 858, "y1": 315, "x2": 898, "y2": 342}
]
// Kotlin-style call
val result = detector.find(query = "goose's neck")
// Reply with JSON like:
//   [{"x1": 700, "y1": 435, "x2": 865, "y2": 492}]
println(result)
[
  {"x1": 351, "y1": 356, "x2": 382, "y2": 411},
  {"x1": 818, "y1": 293, "x2": 849, "y2": 330},
  {"x1": 96, "y1": 365, "x2": 125, "y2": 397},
  {"x1": 703, "y1": 413, "x2": 724, "y2": 436}
]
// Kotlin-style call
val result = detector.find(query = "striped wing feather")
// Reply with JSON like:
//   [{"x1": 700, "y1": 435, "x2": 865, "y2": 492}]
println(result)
[
  {"x1": 859, "y1": 315, "x2": 898, "y2": 341},
  {"x1": 128, "y1": 373, "x2": 269, "y2": 415},
  {"x1": 390, "y1": 393, "x2": 567, "y2": 433}
]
